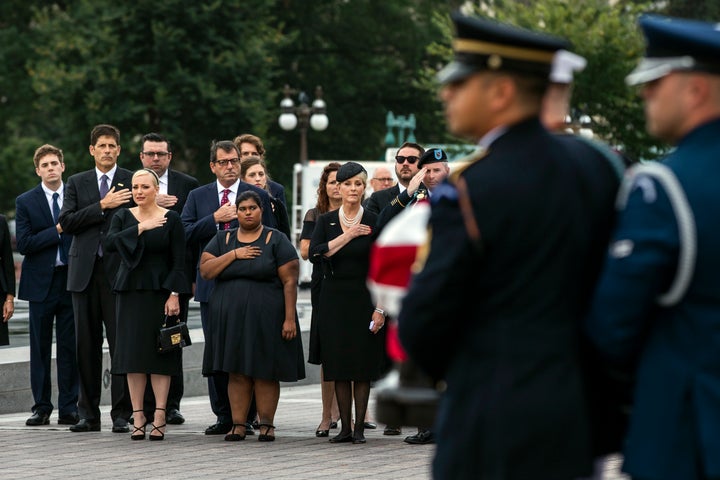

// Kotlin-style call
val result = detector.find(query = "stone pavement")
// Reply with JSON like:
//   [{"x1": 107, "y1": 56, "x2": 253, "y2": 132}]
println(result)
[{"x1": 0, "y1": 384, "x2": 434, "y2": 480}]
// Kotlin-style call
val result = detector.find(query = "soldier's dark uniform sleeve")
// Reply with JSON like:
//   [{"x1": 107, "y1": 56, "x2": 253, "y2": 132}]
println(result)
[
  {"x1": 398, "y1": 182, "x2": 477, "y2": 380},
  {"x1": 586, "y1": 175, "x2": 679, "y2": 363}
]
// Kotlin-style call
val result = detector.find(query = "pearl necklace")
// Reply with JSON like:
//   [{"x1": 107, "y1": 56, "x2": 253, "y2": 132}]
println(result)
[{"x1": 339, "y1": 206, "x2": 363, "y2": 227}]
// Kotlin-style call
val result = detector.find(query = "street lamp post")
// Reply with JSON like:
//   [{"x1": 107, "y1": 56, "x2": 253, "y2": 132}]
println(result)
[
  {"x1": 278, "y1": 84, "x2": 329, "y2": 165},
  {"x1": 384, "y1": 111, "x2": 417, "y2": 147}
]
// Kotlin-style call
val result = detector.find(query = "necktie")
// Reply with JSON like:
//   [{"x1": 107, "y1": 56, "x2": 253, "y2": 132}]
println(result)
[
  {"x1": 98, "y1": 175, "x2": 109, "y2": 256},
  {"x1": 220, "y1": 189, "x2": 231, "y2": 230},
  {"x1": 52, "y1": 192, "x2": 60, "y2": 223},
  {"x1": 99, "y1": 174, "x2": 110, "y2": 199},
  {"x1": 52, "y1": 193, "x2": 68, "y2": 264}
]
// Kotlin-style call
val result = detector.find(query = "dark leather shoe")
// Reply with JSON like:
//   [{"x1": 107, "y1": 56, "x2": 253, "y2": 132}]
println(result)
[
  {"x1": 69, "y1": 419, "x2": 101, "y2": 432},
  {"x1": 205, "y1": 421, "x2": 232, "y2": 435},
  {"x1": 383, "y1": 426, "x2": 402, "y2": 436},
  {"x1": 364, "y1": 422, "x2": 377, "y2": 429},
  {"x1": 404, "y1": 429, "x2": 435, "y2": 444},
  {"x1": 166, "y1": 409, "x2": 185, "y2": 425},
  {"x1": 26, "y1": 412, "x2": 50, "y2": 426},
  {"x1": 112, "y1": 418, "x2": 130, "y2": 433},
  {"x1": 58, "y1": 412, "x2": 80, "y2": 425}
]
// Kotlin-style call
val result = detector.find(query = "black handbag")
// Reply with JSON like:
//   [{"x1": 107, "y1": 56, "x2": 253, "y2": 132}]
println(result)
[{"x1": 157, "y1": 315, "x2": 191, "y2": 353}]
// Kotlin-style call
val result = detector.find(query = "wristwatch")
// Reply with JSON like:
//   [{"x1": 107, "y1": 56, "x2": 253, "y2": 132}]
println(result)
[
  {"x1": 374, "y1": 307, "x2": 386, "y2": 317},
  {"x1": 170, "y1": 292, "x2": 179, "y2": 297}
]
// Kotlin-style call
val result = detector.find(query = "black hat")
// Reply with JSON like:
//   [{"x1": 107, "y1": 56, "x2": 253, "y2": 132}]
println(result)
[
  {"x1": 626, "y1": 14, "x2": 720, "y2": 86},
  {"x1": 418, "y1": 148, "x2": 448, "y2": 168},
  {"x1": 438, "y1": 12, "x2": 570, "y2": 85},
  {"x1": 336, "y1": 161, "x2": 367, "y2": 182}
]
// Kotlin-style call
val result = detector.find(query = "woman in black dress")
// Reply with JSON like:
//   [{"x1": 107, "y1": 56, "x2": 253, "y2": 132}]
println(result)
[
  {"x1": 106, "y1": 169, "x2": 189, "y2": 440},
  {"x1": 200, "y1": 190, "x2": 304, "y2": 442},
  {"x1": 0, "y1": 214, "x2": 15, "y2": 346},
  {"x1": 300, "y1": 162, "x2": 342, "y2": 436},
  {"x1": 309, "y1": 162, "x2": 387, "y2": 444}
]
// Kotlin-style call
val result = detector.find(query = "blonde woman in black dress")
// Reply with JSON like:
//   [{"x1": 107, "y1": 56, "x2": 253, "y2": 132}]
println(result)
[{"x1": 107, "y1": 168, "x2": 189, "y2": 440}]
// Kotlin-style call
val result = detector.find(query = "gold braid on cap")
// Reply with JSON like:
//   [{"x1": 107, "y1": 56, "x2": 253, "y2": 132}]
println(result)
[{"x1": 454, "y1": 38, "x2": 556, "y2": 68}]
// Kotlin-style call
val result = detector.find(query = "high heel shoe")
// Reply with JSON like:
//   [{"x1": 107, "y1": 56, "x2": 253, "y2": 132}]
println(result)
[
  {"x1": 257, "y1": 423, "x2": 275, "y2": 442},
  {"x1": 224, "y1": 424, "x2": 246, "y2": 442},
  {"x1": 149, "y1": 408, "x2": 166, "y2": 441},
  {"x1": 130, "y1": 410, "x2": 146, "y2": 440}
]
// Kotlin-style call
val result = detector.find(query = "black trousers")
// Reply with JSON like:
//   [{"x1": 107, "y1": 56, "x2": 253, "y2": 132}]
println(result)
[
  {"x1": 72, "y1": 259, "x2": 131, "y2": 422},
  {"x1": 28, "y1": 267, "x2": 78, "y2": 416}
]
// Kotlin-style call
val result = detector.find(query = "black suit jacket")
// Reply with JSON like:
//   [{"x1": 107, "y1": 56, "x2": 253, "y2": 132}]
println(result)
[
  {"x1": 267, "y1": 179, "x2": 287, "y2": 207},
  {"x1": 15, "y1": 184, "x2": 73, "y2": 302},
  {"x1": 59, "y1": 168, "x2": 134, "y2": 292},
  {"x1": 398, "y1": 117, "x2": 620, "y2": 478},
  {"x1": 363, "y1": 184, "x2": 400, "y2": 215},
  {"x1": 166, "y1": 169, "x2": 200, "y2": 214}
]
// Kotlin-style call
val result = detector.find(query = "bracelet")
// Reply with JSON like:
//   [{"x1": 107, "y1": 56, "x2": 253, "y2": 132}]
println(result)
[
  {"x1": 374, "y1": 307, "x2": 386, "y2": 316},
  {"x1": 170, "y1": 292, "x2": 179, "y2": 297},
  {"x1": 234, "y1": 249, "x2": 238, "y2": 259}
]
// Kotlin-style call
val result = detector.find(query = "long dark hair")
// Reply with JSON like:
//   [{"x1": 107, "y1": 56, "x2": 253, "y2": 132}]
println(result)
[{"x1": 316, "y1": 162, "x2": 341, "y2": 214}]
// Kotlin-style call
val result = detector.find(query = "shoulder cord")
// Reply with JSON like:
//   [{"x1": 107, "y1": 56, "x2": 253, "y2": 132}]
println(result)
[{"x1": 615, "y1": 162, "x2": 696, "y2": 306}]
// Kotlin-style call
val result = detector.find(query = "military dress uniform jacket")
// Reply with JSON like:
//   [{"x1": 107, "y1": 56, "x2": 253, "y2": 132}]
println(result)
[
  {"x1": 587, "y1": 118, "x2": 720, "y2": 480},
  {"x1": 398, "y1": 117, "x2": 619, "y2": 480}
]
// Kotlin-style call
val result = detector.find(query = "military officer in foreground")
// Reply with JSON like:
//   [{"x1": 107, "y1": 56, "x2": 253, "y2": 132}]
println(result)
[
  {"x1": 586, "y1": 15, "x2": 720, "y2": 480},
  {"x1": 398, "y1": 12, "x2": 620, "y2": 479}
]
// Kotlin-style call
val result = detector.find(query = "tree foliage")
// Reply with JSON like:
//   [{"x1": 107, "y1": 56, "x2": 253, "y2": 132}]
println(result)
[{"x1": 0, "y1": 0, "x2": 708, "y2": 214}]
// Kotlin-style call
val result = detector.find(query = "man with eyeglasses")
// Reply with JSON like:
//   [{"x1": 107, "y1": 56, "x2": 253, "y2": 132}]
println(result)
[
  {"x1": 138, "y1": 132, "x2": 200, "y2": 426},
  {"x1": 181, "y1": 140, "x2": 277, "y2": 436},
  {"x1": 368, "y1": 166, "x2": 395, "y2": 195},
  {"x1": 364, "y1": 142, "x2": 426, "y2": 223}
]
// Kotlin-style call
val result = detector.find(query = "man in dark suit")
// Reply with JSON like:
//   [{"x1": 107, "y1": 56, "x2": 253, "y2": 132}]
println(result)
[
  {"x1": 364, "y1": 141, "x2": 425, "y2": 218},
  {"x1": 182, "y1": 140, "x2": 276, "y2": 435},
  {"x1": 138, "y1": 132, "x2": 200, "y2": 426},
  {"x1": 398, "y1": 13, "x2": 619, "y2": 479},
  {"x1": 59, "y1": 123, "x2": 134, "y2": 433},
  {"x1": 233, "y1": 133, "x2": 287, "y2": 206},
  {"x1": 16, "y1": 144, "x2": 78, "y2": 427}
]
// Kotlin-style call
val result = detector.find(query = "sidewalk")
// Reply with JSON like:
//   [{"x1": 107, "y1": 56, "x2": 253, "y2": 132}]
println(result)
[{"x1": 0, "y1": 384, "x2": 434, "y2": 480}]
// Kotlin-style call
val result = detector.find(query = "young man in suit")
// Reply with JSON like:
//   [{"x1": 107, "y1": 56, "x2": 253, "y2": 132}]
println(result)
[
  {"x1": 16, "y1": 144, "x2": 78, "y2": 427},
  {"x1": 181, "y1": 140, "x2": 277, "y2": 435},
  {"x1": 139, "y1": 132, "x2": 200, "y2": 425},
  {"x1": 59, "y1": 124, "x2": 134, "y2": 433}
]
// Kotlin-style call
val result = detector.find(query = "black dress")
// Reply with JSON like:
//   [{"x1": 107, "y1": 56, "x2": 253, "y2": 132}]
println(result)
[
  {"x1": 0, "y1": 215, "x2": 14, "y2": 346},
  {"x1": 202, "y1": 227, "x2": 305, "y2": 382},
  {"x1": 301, "y1": 207, "x2": 323, "y2": 365},
  {"x1": 106, "y1": 209, "x2": 190, "y2": 375},
  {"x1": 309, "y1": 209, "x2": 388, "y2": 381}
]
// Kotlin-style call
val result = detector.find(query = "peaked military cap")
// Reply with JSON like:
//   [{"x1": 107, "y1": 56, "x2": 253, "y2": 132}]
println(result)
[
  {"x1": 626, "y1": 14, "x2": 720, "y2": 86},
  {"x1": 437, "y1": 12, "x2": 571, "y2": 85},
  {"x1": 418, "y1": 148, "x2": 448, "y2": 168},
  {"x1": 336, "y1": 161, "x2": 367, "y2": 182}
]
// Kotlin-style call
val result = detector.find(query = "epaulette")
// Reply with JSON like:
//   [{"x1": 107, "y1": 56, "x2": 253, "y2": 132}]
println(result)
[{"x1": 448, "y1": 147, "x2": 489, "y2": 184}]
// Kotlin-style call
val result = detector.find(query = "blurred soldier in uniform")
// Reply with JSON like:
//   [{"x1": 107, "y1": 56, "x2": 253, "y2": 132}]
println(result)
[
  {"x1": 398, "y1": 12, "x2": 620, "y2": 479},
  {"x1": 586, "y1": 15, "x2": 720, "y2": 480}
]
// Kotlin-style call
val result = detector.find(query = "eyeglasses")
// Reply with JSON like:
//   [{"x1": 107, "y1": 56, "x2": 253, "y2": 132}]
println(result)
[
  {"x1": 395, "y1": 155, "x2": 419, "y2": 164},
  {"x1": 373, "y1": 177, "x2": 394, "y2": 183},
  {"x1": 142, "y1": 151, "x2": 169, "y2": 158},
  {"x1": 214, "y1": 158, "x2": 240, "y2": 167}
]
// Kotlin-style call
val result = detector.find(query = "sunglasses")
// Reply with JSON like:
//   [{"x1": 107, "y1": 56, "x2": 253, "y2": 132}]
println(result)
[{"x1": 395, "y1": 155, "x2": 419, "y2": 164}]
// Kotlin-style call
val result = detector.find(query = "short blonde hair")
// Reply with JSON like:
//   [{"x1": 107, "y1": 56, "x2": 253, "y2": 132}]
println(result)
[{"x1": 132, "y1": 168, "x2": 160, "y2": 186}]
